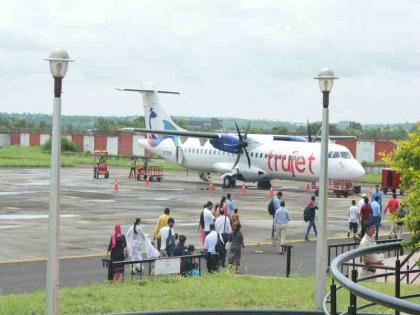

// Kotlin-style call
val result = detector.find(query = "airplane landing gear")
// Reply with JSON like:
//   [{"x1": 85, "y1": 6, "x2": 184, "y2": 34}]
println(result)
[
  {"x1": 223, "y1": 176, "x2": 236, "y2": 188},
  {"x1": 257, "y1": 178, "x2": 271, "y2": 190}
]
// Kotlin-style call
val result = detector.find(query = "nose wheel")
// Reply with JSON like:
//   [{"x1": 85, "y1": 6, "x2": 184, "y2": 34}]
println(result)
[{"x1": 223, "y1": 176, "x2": 236, "y2": 188}]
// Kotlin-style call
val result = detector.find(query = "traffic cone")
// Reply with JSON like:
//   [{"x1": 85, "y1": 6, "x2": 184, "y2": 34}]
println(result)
[
  {"x1": 241, "y1": 182, "x2": 247, "y2": 195},
  {"x1": 269, "y1": 183, "x2": 274, "y2": 197},
  {"x1": 114, "y1": 177, "x2": 119, "y2": 192},
  {"x1": 145, "y1": 176, "x2": 150, "y2": 190},
  {"x1": 209, "y1": 178, "x2": 215, "y2": 192},
  {"x1": 306, "y1": 183, "x2": 311, "y2": 193}
]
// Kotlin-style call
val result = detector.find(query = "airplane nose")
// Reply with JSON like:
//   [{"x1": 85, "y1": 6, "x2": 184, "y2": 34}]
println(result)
[{"x1": 354, "y1": 161, "x2": 365, "y2": 178}]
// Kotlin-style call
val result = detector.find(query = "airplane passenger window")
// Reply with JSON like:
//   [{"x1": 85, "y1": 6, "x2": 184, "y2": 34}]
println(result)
[
  {"x1": 260, "y1": 153, "x2": 263, "y2": 158},
  {"x1": 340, "y1": 152, "x2": 351, "y2": 159},
  {"x1": 204, "y1": 149, "x2": 207, "y2": 154},
  {"x1": 218, "y1": 151, "x2": 221, "y2": 155},
  {"x1": 328, "y1": 151, "x2": 333, "y2": 158},
  {"x1": 250, "y1": 152, "x2": 253, "y2": 157},
  {"x1": 264, "y1": 154, "x2": 267, "y2": 158},
  {"x1": 332, "y1": 152, "x2": 340, "y2": 158},
  {"x1": 200, "y1": 149, "x2": 203, "y2": 154}
]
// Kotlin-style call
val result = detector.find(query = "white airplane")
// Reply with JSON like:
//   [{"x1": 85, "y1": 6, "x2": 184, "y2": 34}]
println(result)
[{"x1": 118, "y1": 82, "x2": 365, "y2": 189}]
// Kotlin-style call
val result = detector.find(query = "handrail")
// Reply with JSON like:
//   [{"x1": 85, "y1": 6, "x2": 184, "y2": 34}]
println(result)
[{"x1": 329, "y1": 242, "x2": 420, "y2": 314}]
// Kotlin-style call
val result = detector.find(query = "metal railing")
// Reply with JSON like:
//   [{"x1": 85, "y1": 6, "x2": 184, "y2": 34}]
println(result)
[
  {"x1": 324, "y1": 241, "x2": 420, "y2": 315},
  {"x1": 102, "y1": 253, "x2": 207, "y2": 281}
]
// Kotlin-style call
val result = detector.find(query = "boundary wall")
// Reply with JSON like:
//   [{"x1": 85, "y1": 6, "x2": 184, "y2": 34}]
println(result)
[{"x1": 0, "y1": 132, "x2": 394, "y2": 161}]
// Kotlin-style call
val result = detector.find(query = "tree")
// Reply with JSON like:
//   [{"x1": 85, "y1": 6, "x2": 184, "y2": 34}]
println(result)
[
  {"x1": 271, "y1": 125, "x2": 289, "y2": 135},
  {"x1": 384, "y1": 122, "x2": 419, "y2": 259}
]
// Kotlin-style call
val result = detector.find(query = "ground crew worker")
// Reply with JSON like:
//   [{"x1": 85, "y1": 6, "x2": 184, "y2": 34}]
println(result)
[
  {"x1": 153, "y1": 208, "x2": 170, "y2": 251},
  {"x1": 129, "y1": 157, "x2": 137, "y2": 179}
]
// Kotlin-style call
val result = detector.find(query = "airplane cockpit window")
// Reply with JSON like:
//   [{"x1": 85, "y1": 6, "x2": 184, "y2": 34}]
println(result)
[
  {"x1": 328, "y1": 151, "x2": 333, "y2": 158},
  {"x1": 340, "y1": 152, "x2": 351, "y2": 159},
  {"x1": 332, "y1": 152, "x2": 340, "y2": 158}
]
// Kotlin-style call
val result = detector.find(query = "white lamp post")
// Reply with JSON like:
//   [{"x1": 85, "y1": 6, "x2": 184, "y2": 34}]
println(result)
[
  {"x1": 44, "y1": 48, "x2": 73, "y2": 315},
  {"x1": 313, "y1": 68, "x2": 338, "y2": 309}
]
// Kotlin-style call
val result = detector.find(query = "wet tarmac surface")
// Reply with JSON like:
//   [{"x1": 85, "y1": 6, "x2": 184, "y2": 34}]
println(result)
[{"x1": 0, "y1": 166, "x2": 396, "y2": 261}]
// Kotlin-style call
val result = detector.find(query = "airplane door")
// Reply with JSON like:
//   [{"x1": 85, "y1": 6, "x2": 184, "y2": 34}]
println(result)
[{"x1": 176, "y1": 147, "x2": 184, "y2": 165}]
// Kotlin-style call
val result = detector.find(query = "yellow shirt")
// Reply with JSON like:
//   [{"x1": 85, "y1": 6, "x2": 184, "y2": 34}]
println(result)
[{"x1": 153, "y1": 214, "x2": 169, "y2": 239}]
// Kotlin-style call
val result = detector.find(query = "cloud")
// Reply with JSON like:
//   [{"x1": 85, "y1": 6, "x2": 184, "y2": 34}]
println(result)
[{"x1": 0, "y1": 0, "x2": 419, "y2": 123}]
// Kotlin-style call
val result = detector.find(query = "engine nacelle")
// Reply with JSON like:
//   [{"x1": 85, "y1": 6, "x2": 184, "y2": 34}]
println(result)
[{"x1": 210, "y1": 134, "x2": 240, "y2": 153}]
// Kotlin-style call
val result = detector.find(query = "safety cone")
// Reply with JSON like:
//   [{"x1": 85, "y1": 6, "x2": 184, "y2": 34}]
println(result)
[
  {"x1": 114, "y1": 177, "x2": 119, "y2": 192},
  {"x1": 209, "y1": 178, "x2": 215, "y2": 192},
  {"x1": 306, "y1": 183, "x2": 311, "y2": 193},
  {"x1": 269, "y1": 183, "x2": 274, "y2": 197},
  {"x1": 241, "y1": 182, "x2": 247, "y2": 195},
  {"x1": 255, "y1": 241, "x2": 263, "y2": 254}
]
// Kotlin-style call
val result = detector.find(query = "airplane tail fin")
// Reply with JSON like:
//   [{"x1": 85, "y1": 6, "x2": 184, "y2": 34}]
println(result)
[{"x1": 116, "y1": 82, "x2": 184, "y2": 131}]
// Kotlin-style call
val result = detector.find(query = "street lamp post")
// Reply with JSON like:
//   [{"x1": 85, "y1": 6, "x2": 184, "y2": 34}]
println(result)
[
  {"x1": 313, "y1": 68, "x2": 338, "y2": 309},
  {"x1": 44, "y1": 48, "x2": 73, "y2": 315}
]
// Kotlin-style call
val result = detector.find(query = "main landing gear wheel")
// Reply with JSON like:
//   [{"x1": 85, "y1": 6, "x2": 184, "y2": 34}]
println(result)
[
  {"x1": 257, "y1": 178, "x2": 271, "y2": 190},
  {"x1": 223, "y1": 176, "x2": 236, "y2": 188}
]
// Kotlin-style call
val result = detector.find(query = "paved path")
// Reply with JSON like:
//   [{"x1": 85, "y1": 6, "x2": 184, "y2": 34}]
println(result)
[{"x1": 0, "y1": 237, "x2": 381, "y2": 295}]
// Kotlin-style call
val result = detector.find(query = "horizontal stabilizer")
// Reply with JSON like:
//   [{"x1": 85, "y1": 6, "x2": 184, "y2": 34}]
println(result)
[
  {"x1": 115, "y1": 88, "x2": 180, "y2": 94},
  {"x1": 117, "y1": 127, "x2": 220, "y2": 139}
]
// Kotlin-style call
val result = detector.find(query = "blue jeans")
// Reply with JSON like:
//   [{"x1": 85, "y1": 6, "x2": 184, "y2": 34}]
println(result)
[
  {"x1": 372, "y1": 216, "x2": 380, "y2": 240},
  {"x1": 305, "y1": 219, "x2": 317, "y2": 239}
]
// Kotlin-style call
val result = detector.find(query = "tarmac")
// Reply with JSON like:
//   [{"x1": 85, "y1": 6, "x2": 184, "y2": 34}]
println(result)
[{"x1": 0, "y1": 166, "x2": 403, "y2": 294}]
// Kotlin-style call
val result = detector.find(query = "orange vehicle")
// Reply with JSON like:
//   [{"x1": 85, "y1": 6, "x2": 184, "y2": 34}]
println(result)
[
  {"x1": 94, "y1": 150, "x2": 110, "y2": 179},
  {"x1": 312, "y1": 179, "x2": 355, "y2": 198}
]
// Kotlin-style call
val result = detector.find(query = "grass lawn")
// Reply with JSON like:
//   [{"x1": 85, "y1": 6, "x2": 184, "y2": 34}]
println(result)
[
  {"x1": 0, "y1": 273, "x2": 418, "y2": 315},
  {"x1": 0, "y1": 145, "x2": 184, "y2": 170},
  {"x1": 361, "y1": 173, "x2": 381, "y2": 184}
]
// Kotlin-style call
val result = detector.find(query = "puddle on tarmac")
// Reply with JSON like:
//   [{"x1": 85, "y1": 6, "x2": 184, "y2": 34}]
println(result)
[
  {"x1": 137, "y1": 197, "x2": 170, "y2": 201},
  {"x1": 16, "y1": 181, "x2": 50, "y2": 186},
  {"x1": 0, "y1": 214, "x2": 77, "y2": 220},
  {"x1": 0, "y1": 225, "x2": 21, "y2": 230},
  {"x1": 88, "y1": 199, "x2": 116, "y2": 203},
  {"x1": 1, "y1": 207, "x2": 21, "y2": 210}
]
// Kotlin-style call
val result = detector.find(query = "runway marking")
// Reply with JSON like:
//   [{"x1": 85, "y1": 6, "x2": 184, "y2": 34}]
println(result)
[{"x1": 0, "y1": 233, "x2": 409, "y2": 265}]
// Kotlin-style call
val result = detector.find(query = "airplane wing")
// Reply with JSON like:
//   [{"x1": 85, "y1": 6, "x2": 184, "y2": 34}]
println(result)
[
  {"x1": 272, "y1": 135, "x2": 357, "y2": 142},
  {"x1": 118, "y1": 128, "x2": 220, "y2": 139}
]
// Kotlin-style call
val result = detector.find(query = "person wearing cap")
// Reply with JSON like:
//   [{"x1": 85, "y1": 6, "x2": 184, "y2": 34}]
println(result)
[
  {"x1": 359, "y1": 220, "x2": 384, "y2": 276},
  {"x1": 358, "y1": 193, "x2": 368, "y2": 212}
]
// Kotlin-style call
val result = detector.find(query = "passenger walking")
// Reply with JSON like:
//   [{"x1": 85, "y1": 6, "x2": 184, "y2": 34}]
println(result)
[
  {"x1": 203, "y1": 201, "x2": 215, "y2": 236},
  {"x1": 358, "y1": 193, "x2": 368, "y2": 211},
  {"x1": 228, "y1": 223, "x2": 245, "y2": 274},
  {"x1": 384, "y1": 194, "x2": 400, "y2": 239},
  {"x1": 159, "y1": 218, "x2": 176, "y2": 257},
  {"x1": 129, "y1": 157, "x2": 137, "y2": 179},
  {"x1": 304, "y1": 196, "x2": 318, "y2": 241},
  {"x1": 268, "y1": 191, "x2": 282, "y2": 238},
  {"x1": 371, "y1": 185, "x2": 383, "y2": 225},
  {"x1": 231, "y1": 208, "x2": 240, "y2": 231},
  {"x1": 215, "y1": 209, "x2": 232, "y2": 267},
  {"x1": 348, "y1": 200, "x2": 359, "y2": 239},
  {"x1": 226, "y1": 193, "x2": 235, "y2": 217},
  {"x1": 395, "y1": 206, "x2": 407, "y2": 239},
  {"x1": 371, "y1": 196, "x2": 381, "y2": 240},
  {"x1": 153, "y1": 207, "x2": 170, "y2": 251},
  {"x1": 204, "y1": 223, "x2": 222, "y2": 273},
  {"x1": 273, "y1": 201, "x2": 291, "y2": 254},
  {"x1": 106, "y1": 224, "x2": 128, "y2": 281},
  {"x1": 359, "y1": 198, "x2": 373, "y2": 238},
  {"x1": 126, "y1": 218, "x2": 145, "y2": 273}
]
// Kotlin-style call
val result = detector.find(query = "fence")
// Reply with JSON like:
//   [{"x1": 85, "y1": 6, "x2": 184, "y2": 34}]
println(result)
[{"x1": 325, "y1": 241, "x2": 420, "y2": 315}]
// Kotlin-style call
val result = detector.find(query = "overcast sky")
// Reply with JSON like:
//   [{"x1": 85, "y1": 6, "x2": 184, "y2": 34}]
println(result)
[{"x1": 1, "y1": 0, "x2": 419, "y2": 123}]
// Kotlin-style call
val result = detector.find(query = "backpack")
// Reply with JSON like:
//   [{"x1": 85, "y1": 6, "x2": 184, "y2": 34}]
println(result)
[
  {"x1": 268, "y1": 198, "x2": 275, "y2": 216},
  {"x1": 199, "y1": 211, "x2": 205, "y2": 229},
  {"x1": 165, "y1": 228, "x2": 176, "y2": 256},
  {"x1": 303, "y1": 207, "x2": 310, "y2": 222},
  {"x1": 396, "y1": 207, "x2": 407, "y2": 225},
  {"x1": 215, "y1": 234, "x2": 226, "y2": 257}
]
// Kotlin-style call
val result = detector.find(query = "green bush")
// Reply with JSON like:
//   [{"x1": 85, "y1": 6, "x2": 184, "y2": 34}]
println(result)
[{"x1": 42, "y1": 137, "x2": 81, "y2": 153}]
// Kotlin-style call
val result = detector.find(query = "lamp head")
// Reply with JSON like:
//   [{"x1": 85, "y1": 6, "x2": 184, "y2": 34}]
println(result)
[
  {"x1": 314, "y1": 68, "x2": 338, "y2": 92},
  {"x1": 44, "y1": 48, "x2": 74, "y2": 78}
]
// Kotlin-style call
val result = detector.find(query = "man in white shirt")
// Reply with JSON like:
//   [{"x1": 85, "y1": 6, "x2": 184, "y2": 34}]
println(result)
[
  {"x1": 159, "y1": 218, "x2": 176, "y2": 257},
  {"x1": 204, "y1": 223, "x2": 223, "y2": 272},
  {"x1": 359, "y1": 221, "x2": 384, "y2": 276},
  {"x1": 203, "y1": 201, "x2": 215, "y2": 236},
  {"x1": 348, "y1": 200, "x2": 359, "y2": 239},
  {"x1": 214, "y1": 209, "x2": 231, "y2": 267}
]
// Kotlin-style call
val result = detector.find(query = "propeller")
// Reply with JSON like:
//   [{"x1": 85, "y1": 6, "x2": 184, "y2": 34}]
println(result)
[
  {"x1": 232, "y1": 121, "x2": 251, "y2": 169},
  {"x1": 306, "y1": 119, "x2": 312, "y2": 142}
]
